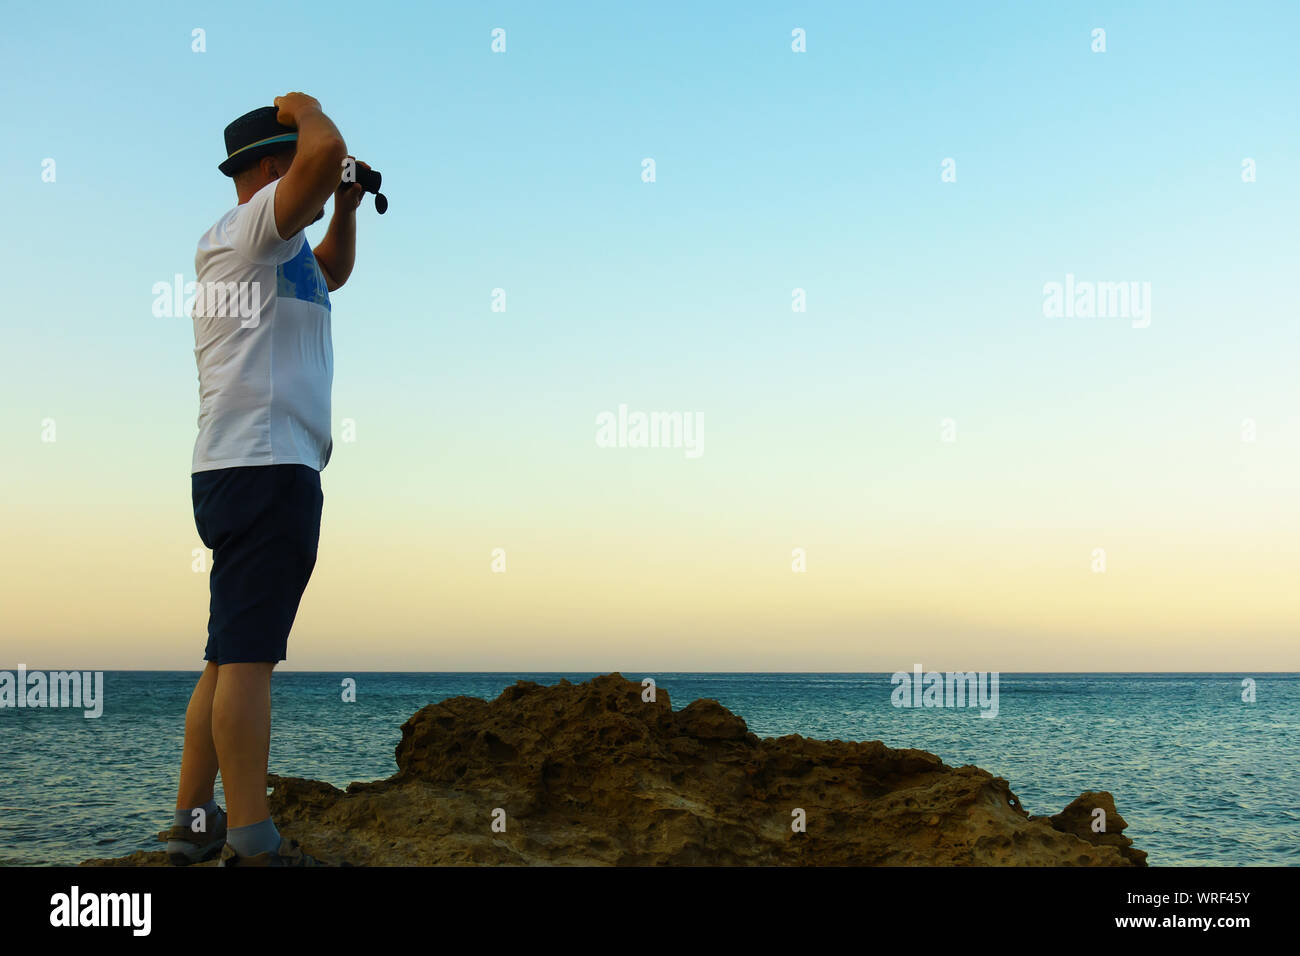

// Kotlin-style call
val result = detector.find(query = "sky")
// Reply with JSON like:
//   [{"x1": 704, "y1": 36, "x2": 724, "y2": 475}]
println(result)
[{"x1": 1, "y1": 1, "x2": 1297, "y2": 671}]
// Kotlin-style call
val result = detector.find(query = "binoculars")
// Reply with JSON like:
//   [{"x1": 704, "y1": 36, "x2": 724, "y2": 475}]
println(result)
[{"x1": 345, "y1": 165, "x2": 388, "y2": 214}]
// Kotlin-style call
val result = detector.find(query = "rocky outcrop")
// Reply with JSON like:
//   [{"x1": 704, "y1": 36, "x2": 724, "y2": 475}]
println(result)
[{"x1": 82, "y1": 673, "x2": 1146, "y2": 866}]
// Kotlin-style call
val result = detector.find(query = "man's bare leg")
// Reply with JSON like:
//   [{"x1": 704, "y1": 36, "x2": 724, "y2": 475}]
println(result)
[
  {"x1": 176, "y1": 661, "x2": 220, "y2": 810},
  {"x1": 167, "y1": 661, "x2": 227, "y2": 863},
  {"x1": 211, "y1": 661, "x2": 276, "y2": 828}
]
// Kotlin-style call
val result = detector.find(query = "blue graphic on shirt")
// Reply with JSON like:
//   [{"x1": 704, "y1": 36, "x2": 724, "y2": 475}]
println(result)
[{"x1": 277, "y1": 240, "x2": 331, "y2": 311}]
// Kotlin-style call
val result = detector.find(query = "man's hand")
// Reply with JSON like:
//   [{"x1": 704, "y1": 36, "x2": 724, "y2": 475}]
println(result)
[
  {"x1": 334, "y1": 158, "x2": 370, "y2": 215},
  {"x1": 273, "y1": 92, "x2": 322, "y2": 127}
]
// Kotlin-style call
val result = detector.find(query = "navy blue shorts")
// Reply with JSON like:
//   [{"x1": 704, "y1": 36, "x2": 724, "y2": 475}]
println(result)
[{"x1": 192, "y1": 464, "x2": 323, "y2": 665}]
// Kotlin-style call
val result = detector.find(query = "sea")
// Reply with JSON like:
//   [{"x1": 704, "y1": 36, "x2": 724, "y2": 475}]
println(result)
[{"x1": 1, "y1": 672, "x2": 1296, "y2": 866}]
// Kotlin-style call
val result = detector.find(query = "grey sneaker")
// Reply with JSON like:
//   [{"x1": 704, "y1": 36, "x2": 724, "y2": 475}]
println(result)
[
  {"x1": 218, "y1": 836, "x2": 333, "y2": 867},
  {"x1": 166, "y1": 806, "x2": 227, "y2": 865}
]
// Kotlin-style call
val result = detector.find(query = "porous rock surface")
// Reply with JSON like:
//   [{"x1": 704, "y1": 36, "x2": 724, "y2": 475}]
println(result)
[{"x1": 82, "y1": 673, "x2": 1147, "y2": 866}]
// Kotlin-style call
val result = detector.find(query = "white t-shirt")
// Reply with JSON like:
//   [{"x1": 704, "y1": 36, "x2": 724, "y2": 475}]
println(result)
[{"x1": 190, "y1": 178, "x2": 333, "y2": 473}]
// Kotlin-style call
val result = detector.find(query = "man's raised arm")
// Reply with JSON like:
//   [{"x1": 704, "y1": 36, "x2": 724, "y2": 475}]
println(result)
[{"x1": 272, "y1": 92, "x2": 347, "y2": 240}]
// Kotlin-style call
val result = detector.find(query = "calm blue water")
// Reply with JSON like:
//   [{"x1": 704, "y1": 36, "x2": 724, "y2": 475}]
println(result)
[{"x1": 1, "y1": 672, "x2": 1296, "y2": 866}]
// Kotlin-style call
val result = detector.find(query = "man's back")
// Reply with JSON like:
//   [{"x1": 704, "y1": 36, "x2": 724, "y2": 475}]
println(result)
[{"x1": 191, "y1": 177, "x2": 334, "y2": 475}]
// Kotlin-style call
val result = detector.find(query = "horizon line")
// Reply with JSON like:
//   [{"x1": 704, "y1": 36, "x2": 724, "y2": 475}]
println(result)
[{"x1": 3, "y1": 668, "x2": 1295, "y2": 676}]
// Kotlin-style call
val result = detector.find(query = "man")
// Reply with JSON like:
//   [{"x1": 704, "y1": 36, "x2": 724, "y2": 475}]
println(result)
[{"x1": 165, "y1": 93, "x2": 363, "y2": 866}]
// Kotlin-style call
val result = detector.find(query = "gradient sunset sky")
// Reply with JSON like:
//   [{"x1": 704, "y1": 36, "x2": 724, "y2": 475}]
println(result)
[{"x1": 2, "y1": 1, "x2": 1297, "y2": 670}]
